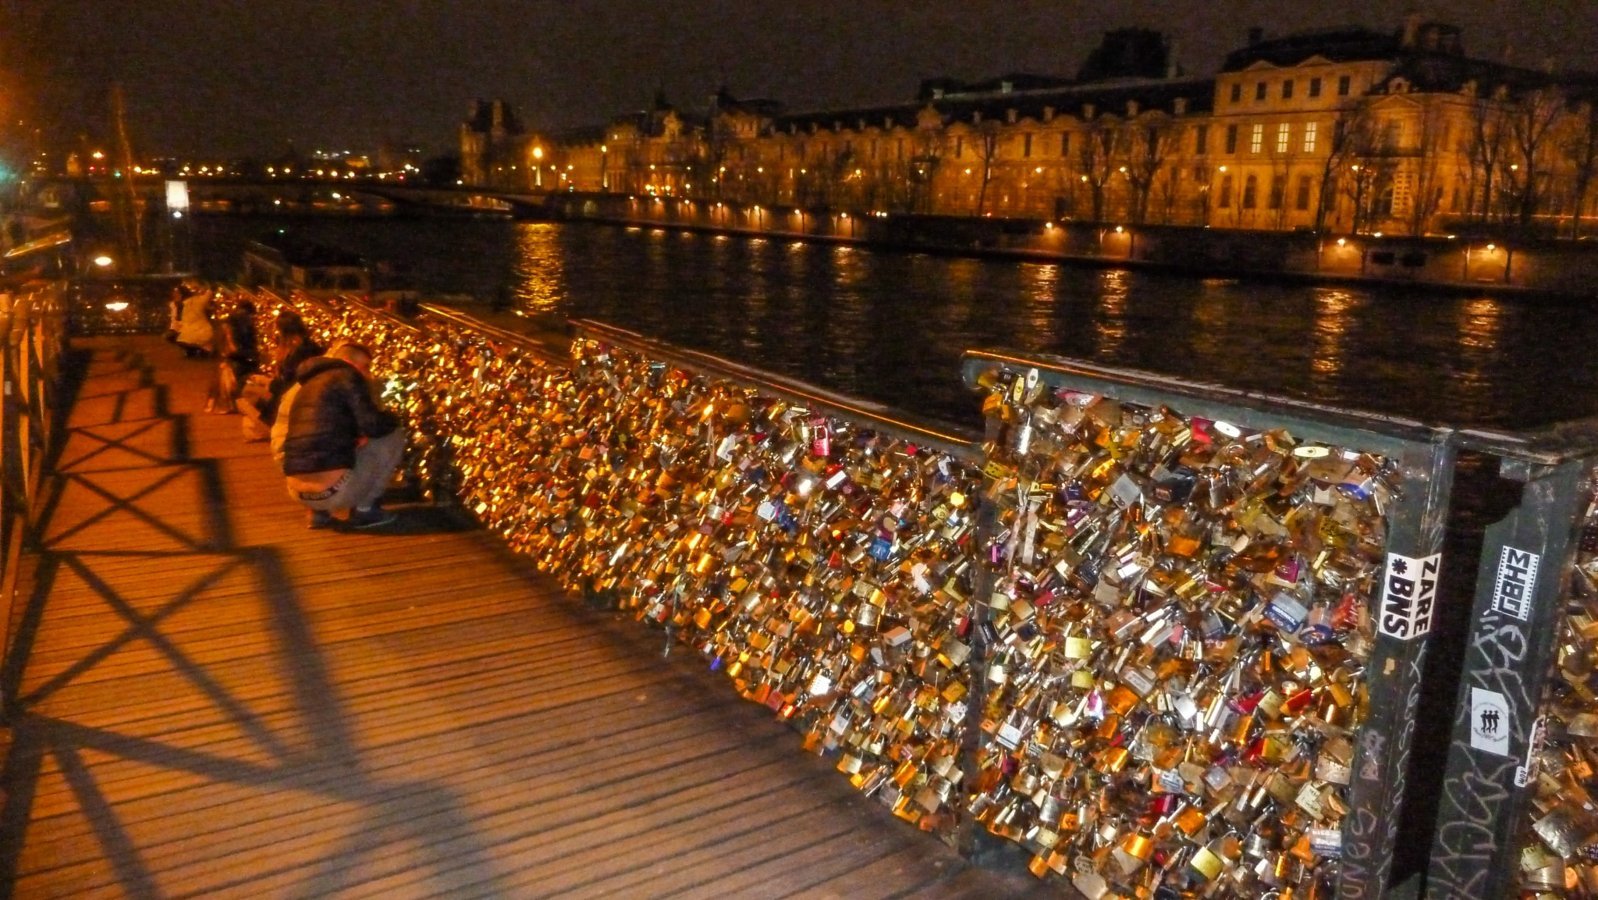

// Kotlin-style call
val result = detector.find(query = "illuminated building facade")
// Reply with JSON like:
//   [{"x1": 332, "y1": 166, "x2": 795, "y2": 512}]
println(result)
[{"x1": 468, "y1": 17, "x2": 1598, "y2": 236}]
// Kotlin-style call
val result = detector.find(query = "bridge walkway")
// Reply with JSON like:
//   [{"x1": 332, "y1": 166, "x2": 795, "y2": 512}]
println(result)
[{"x1": 0, "y1": 335, "x2": 1047, "y2": 899}]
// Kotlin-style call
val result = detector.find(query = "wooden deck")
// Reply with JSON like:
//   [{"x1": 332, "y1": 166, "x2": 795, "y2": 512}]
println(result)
[{"x1": 0, "y1": 336, "x2": 1050, "y2": 899}]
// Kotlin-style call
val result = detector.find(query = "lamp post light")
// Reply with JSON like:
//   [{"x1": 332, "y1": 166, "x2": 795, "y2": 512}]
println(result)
[
  {"x1": 600, "y1": 144, "x2": 608, "y2": 191},
  {"x1": 532, "y1": 146, "x2": 544, "y2": 189}
]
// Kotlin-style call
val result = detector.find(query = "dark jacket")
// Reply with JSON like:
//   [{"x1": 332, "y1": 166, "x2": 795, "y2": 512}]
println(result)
[{"x1": 280, "y1": 356, "x2": 400, "y2": 475}]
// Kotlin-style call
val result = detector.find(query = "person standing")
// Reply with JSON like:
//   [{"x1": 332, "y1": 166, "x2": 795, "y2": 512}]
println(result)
[
  {"x1": 172, "y1": 282, "x2": 214, "y2": 357},
  {"x1": 278, "y1": 342, "x2": 403, "y2": 530}
]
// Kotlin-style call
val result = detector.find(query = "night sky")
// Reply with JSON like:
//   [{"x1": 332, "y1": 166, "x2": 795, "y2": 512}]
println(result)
[{"x1": 7, "y1": 0, "x2": 1598, "y2": 161}]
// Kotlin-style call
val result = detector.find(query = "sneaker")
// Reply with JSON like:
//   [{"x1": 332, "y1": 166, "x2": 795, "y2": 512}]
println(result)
[
  {"x1": 307, "y1": 510, "x2": 335, "y2": 530},
  {"x1": 347, "y1": 506, "x2": 398, "y2": 529}
]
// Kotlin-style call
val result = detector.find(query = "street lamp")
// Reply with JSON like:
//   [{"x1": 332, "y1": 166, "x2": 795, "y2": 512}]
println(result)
[{"x1": 532, "y1": 146, "x2": 544, "y2": 188}]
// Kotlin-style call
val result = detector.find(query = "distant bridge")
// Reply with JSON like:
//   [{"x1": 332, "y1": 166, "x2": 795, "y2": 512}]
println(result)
[{"x1": 26, "y1": 176, "x2": 561, "y2": 219}]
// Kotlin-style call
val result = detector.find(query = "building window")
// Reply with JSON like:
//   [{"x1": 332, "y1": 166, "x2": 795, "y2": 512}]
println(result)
[
  {"x1": 897, "y1": 138, "x2": 904, "y2": 159},
  {"x1": 1243, "y1": 175, "x2": 1258, "y2": 209},
  {"x1": 1296, "y1": 175, "x2": 1313, "y2": 210},
  {"x1": 1309, "y1": 77, "x2": 1322, "y2": 98},
  {"x1": 955, "y1": 137, "x2": 963, "y2": 158},
  {"x1": 1219, "y1": 174, "x2": 1234, "y2": 208},
  {"x1": 1255, "y1": 82, "x2": 1267, "y2": 101},
  {"x1": 1276, "y1": 122, "x2": 1290, "y2": 154},
  {"x1": 1194, "y1": 124, "x2": 1208, "y2": 155},
  {"x1": 1023, "y1": 133, "x2": 1033, "y2": 157},
  {"x1": 1250, "y1": 123, "x2": 1264, "y2": 154},
  {"x1": 1338, "y1": 75, "x2": 1352, "y2": 96},
  {"x1": 1061, "y1": 132, "x2": 1071, "y2": 156},
  {"x1": 1303, "y1": 121, "x2": 1318, "y2": 153},
  {"x1": 1230, "y1": 83, "x2": 1242, "y2": 103},
  {"x1": 1194, "y1": 164, "x2": 1209, "y2": 182},
  {"x1": 1269, "y1": 174, "x2": 1286, "y2": 209},
  {"x1": 1282, "y1": 79, "x2": 1294, "y2": 100},
  {"x1": 1225, "y1": 124, "x2": 1239, "y2": 154}
]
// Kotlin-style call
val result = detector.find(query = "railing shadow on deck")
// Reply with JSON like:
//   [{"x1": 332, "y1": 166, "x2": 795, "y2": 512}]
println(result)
[{"x1": 0, "y1": 341, "x2": 518, "y2": 899}]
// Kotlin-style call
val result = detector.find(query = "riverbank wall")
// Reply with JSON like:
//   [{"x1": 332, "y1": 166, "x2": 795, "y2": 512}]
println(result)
[{"x1": 544, "y1": 192, "x2": 1598, "y2": 299}]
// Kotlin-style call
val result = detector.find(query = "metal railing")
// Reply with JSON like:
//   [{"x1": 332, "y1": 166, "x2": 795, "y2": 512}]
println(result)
[{"x1": 0, "y1": 283, "x2": 69, "y2": 717}]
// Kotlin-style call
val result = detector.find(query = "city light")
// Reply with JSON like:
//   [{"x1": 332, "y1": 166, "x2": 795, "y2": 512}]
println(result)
[{"x1": 92, "y1": 255, "x2": 114, "y2": 268}]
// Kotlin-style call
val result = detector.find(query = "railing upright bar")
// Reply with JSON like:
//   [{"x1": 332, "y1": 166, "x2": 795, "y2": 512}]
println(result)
[{"x1": 1425, "y1": 450, "x2": 1594, "y2": 897}]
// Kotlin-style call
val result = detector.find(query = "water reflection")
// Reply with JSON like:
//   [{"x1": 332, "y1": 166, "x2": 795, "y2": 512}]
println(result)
[
  {"x1": 1020, "y1": 263, "x2": 1061, "y2": 348},
  {"x1": 511, "y1": 223, "x2": 565, "y2": 313},
  {"x1": 1093, "y1": 269, "x2": 1129, "y2": 357},
  {"x1": 1310, "y1": 288, "x2": 1359, "y2": 384},
  {"x1": 1456, "y1": 296, "x2": 1504, "y2": 352},
  {"x1": 192, "y1": 216, "x2": 1598, "y2": 430}
]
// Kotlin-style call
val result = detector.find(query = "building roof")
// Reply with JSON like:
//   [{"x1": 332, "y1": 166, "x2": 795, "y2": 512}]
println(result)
[
  {"x1": 1220, "y1": 27, "x2": 1401, "y2": 72},
  {"x1": 769, "y1": 76, "x2": 1214, "y2": 137}
]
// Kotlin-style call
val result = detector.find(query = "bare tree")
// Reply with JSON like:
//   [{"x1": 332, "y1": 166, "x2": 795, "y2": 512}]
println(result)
[
  {"x1": 1122, "y1": 117, "x2": 1176, "y2": 224},
  {"x1": 1560, "y1": 101, "x2": 1598, "y2": 238},
  {"x1": 1466, "y1": 88, "x2": 1513, "y2": 222},
  {"x1": 905, "y1": 129, "x2": 946, "y2": 214},
  {"x1": 973, "y1": 120, "x2": 1002, "y2": 216},
  {"x1": 1076, "y1": 117, "x2": 1120, "y2": 223},
  {"x1": 1404, "y1": 104, "x2": 1448, "y2": 235},
  {"x1": 1506, "y1": 86, "x2": 1567, "y2": 228},
  {"x1": 1316, "y1": 104, "x2": 1377, "y2": 232}
]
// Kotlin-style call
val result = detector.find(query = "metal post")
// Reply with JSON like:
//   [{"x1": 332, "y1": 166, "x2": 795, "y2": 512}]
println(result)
[{"x1": 1426, "y1": 450, "x2": 1591, "y2": 897}]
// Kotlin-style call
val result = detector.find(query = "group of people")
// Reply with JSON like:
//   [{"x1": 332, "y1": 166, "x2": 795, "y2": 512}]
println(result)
[{"x1": 171, "y1": 282, "x2": 404, "y2": 531}]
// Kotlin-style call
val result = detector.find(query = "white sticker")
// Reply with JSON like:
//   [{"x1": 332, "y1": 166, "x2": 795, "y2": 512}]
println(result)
[
  {"x1": 1212, "y1": 420, "x2": 1242, "y2": 438},
  {"x1": 1491, "y1": 546, "x2": 1539, "y2": 621},
  {"x1": 1293, "y1": 445, "x2": 1331, "y2": 458},
  {"x1": 1470, "y1": 687, "x2": 1512, "y2": 757},
  {"x1": 1515, "y1": 714, "x2": 1547, "y2": 786},
  {"x1": 1378, "y1": 552, "x2": 1440, "y2": 640}
]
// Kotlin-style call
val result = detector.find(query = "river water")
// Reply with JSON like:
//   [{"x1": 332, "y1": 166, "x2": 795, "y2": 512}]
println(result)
[{"x1": 194, "y1": 215, "x2": 1598, "y2": 431}]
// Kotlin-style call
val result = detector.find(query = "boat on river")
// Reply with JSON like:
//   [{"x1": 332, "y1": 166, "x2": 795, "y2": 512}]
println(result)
[{"x1": 240, "y1": 233, "x2": 372, "y2": 296}]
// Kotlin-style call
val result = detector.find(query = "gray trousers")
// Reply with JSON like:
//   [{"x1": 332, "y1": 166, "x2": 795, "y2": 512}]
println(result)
[{"x1": 288, "y1": 429, "x2": 405, "y2": 512}]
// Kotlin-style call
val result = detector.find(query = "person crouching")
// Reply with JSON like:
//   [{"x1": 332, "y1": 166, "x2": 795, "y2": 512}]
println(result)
[{"x1": 278, "y1": 341, "x2": 403, "y2": 530}]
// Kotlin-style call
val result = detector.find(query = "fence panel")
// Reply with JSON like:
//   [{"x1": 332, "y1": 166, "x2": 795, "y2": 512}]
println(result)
[{"x1": 960, "y1": 349, "x2": 1455, "y2": 898}]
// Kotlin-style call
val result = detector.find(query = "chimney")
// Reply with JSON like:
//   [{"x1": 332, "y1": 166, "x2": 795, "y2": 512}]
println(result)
[
  {"x1": 1401, "y1": 11, "x2": 1422, "y2": 48},
  {"x1": 1247, "y1": 27, "x2": 1264, "y2": 46},
  {"x1": 1166, "y1": 39, "x2": 1181, "y2": 78}
]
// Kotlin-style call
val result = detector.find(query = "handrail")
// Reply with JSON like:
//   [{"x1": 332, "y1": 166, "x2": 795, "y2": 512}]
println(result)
[
  {"x1": 963, "y1": 347, "x2": 1448, "y2": 456},
  {"x1": 0, "y1": 282, "x2": 67, "y2": 719},
  {"x1": 415, "y1": 302, "x2": 569, "y2": 366},
  {"x1": 573, "y1": 318, "x2": 983, "y2": 462}
]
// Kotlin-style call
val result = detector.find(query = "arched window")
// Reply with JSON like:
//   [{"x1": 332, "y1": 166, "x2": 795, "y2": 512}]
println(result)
[
  {"x1": 1242, "y1": 174, "x2": 1258, "y2": 209},
  {"x1": 1218, "y1": 174, "x2": 1234, "y2": 208}
]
